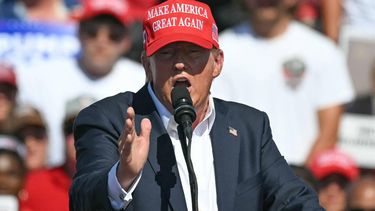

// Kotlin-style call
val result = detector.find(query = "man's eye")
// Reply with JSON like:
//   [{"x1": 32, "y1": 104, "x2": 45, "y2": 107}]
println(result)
[
  {"x1": 159, "y1": 49, "x2": 173, "y2": 55},
  {"x1": 189, "y1": 49, "x2": 202, "y2": 54}
]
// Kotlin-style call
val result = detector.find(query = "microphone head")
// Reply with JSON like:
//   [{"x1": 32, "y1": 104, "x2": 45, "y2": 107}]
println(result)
[
  {"x1": 171, "y1": 86, "x2": 196, "y2": 124},
  {"x1": 171, "y1": 86, "x2": 192, "y2": 108}
]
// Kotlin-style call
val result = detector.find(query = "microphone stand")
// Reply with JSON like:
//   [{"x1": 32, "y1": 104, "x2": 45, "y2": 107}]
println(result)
[{"x1": 177, "y1": 124, "x2": 198, "y2": 211}]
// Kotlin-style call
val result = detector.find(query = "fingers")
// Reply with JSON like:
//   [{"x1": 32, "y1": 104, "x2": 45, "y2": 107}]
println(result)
[
  {"x1": 125, "y1": 107, "x2": 136, "y2": 137},
  {"x1": 119, "y1": 107, "x2": 151, "y2": 153},
  {"x1": 116, "y1": 108, "x2": 151, "y2": 189},
  {"x1": 119, "y1": 107, "x2": 135, "y2": 152},
  {"x1": 140, "y1": 118, "x2": 152, "y2": 140}
]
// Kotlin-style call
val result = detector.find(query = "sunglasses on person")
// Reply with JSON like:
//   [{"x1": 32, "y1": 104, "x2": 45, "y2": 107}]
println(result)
[
  {"x1": 317, "y1": 174, "x2": 349, "y2": 190},
  {"x1": 18, "y1": 126, "x2": 47, "y2": 141},
  {"x1": 81, "y1": 22, "x2": 127, "y2": 43}
]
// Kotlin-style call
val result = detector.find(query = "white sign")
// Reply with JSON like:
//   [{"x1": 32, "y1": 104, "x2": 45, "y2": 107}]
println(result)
[{"x1": 338, "y1": 114, "x2": 375, "y2": 168}]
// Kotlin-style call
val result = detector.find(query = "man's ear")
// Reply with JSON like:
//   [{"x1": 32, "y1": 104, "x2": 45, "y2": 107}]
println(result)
[
  {"x1": 141, "y1": 51, "x2": 152, "y2": 82},
  {"x1": 212, "y1": 49, "x2": 224, "y2": 78}
]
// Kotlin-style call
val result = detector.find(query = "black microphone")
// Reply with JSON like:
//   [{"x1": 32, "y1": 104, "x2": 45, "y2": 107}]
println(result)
[
  {"x1": 171, "y1": 86, "x2": 196, "y2": 141},
  {"x1": 171, "y1": 85, "x2": 198, "y2": 211}
]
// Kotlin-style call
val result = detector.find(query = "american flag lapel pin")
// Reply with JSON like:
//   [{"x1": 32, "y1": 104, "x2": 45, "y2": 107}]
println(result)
[{"x1": 228, "y1": 126, "x2": 238, "y2": 137}]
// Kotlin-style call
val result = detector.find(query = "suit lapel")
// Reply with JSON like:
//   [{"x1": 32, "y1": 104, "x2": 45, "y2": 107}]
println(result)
[
  {"x1": 211, "y1": 99, "x2": 240, "y2": 211},
  {"x1": 133, "y1": 85, "x2": 187, "y2": 211}
]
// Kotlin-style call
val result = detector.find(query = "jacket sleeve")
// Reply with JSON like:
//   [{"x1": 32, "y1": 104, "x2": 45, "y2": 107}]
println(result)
[
  {"x1": 69, "y1": 103, "x2": 124, "y2": 211},
  {"x1": 259, "y1": 112, "x2": 324, "y2": 211}
]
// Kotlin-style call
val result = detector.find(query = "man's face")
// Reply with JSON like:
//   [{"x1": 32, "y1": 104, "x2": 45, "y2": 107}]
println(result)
[
  {"x1": 79, "y1": 22, "x2": 129, "y2": 77},
  {"x1": 317, "y1": 174, "x2": 348, "y2": 211},
  {"x1": 144, "y1": 42, "x2": 223, "y2": 114},
  {"x1": 19, "y1": 126, "x2": 48, "y2": 170},
  {"x1": 243, "y1": 0, "x2": 296, "y2": 24}
]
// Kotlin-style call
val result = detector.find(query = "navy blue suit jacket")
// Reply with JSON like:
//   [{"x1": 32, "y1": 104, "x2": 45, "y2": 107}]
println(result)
[{"x1": 69, "y1": 85, "x2": 323, "y2": 211}]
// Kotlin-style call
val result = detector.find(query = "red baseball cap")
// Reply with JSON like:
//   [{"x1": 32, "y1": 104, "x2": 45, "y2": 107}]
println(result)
[
  {"x1": 72, "y1": 0, "x2": 130, "y2": 25},
  {"x1": 309, "y1": 149, "x2": 359, "y2": 182},
  {"x1": 143, "y1": 0, "x2": 220, "y2": 56},
  {"x1": 0, "y1": 62, "x2": 17, "y2": 87}
]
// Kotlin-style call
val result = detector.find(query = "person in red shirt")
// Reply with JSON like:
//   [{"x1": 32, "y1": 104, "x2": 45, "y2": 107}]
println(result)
[
  {"x1": 14, "y1": 104, "x2": 49, "y2": 171},
  {"x1": 20, "y1": 95, "x2": 96, "y2": 211},
  {"x1": 20, "y1": 167, "x2": 71, "y2": 211}
]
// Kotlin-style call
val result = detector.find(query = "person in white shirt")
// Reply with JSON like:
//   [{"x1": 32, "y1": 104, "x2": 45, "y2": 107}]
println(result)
[
  {"x1": 211, "y1": 0, "x2": 354, "y2": 167},
  {"x1": 16, "y1": 0, "x2": 145, "y2": 166}
]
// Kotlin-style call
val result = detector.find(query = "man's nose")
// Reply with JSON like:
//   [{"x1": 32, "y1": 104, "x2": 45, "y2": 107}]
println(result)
[
  {"x1": 95, "y1": 29, "x2": 111, "y2": 43},
  {"x1": 174, "y1": 52, "x2": 187, "y2": 71},
  {"x1": 174, "y1": 62, "x2": 185, "y2": 71}
]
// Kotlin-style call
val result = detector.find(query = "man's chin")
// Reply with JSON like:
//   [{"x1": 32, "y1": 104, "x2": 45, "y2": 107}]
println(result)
[{"x1": 87, "y1": 64, "x2": 113, "y2": 76}]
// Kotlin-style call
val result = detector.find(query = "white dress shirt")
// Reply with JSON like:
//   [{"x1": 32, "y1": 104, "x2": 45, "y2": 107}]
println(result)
[{"x1": 107, "y1": 83, "x2": 218, "y2": 211}]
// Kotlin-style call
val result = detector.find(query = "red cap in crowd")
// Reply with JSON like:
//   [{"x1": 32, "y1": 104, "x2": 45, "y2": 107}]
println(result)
[
  {"x1": 72, "y1": 0, "x2": 130, "y2": 25},
  {"x1": 143, "y1": 0, "x2": 219, "y2": 56},
  {"x1": 310, "y1": 149, "x2": 359, "y2": 182},
  {"x1": 0, "y1": 62, "x2": 17, "y2": 87}
]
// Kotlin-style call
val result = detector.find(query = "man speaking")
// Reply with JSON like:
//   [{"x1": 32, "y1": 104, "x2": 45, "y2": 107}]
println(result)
[{"x1": 69, "y1": 0, "x2": 323, "y2": 210}]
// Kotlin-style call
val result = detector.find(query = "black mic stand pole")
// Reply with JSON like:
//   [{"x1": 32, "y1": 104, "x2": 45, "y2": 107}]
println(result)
[{"x1": 177, "y1": 124, "x2": 198, "y2": 211}]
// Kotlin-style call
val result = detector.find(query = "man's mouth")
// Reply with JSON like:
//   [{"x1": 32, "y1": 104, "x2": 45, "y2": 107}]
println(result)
[{"x1": 173, "y1": 78, "x2": 191, "y2": 88}]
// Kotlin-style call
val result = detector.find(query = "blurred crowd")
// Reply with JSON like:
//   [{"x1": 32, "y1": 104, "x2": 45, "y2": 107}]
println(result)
[{"x1": 0, "y1": 0, "x2": 374, "y2": 210}]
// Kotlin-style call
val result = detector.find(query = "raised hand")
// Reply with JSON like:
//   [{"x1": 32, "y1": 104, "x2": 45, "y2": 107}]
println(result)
[{"x1": 117, "y1": 107, "x2": 152, "y2": 190}]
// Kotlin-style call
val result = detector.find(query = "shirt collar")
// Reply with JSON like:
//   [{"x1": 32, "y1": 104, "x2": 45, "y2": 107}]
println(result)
[{"x1": 147, "y1": 83, "x2": 216, "y2": 137}]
